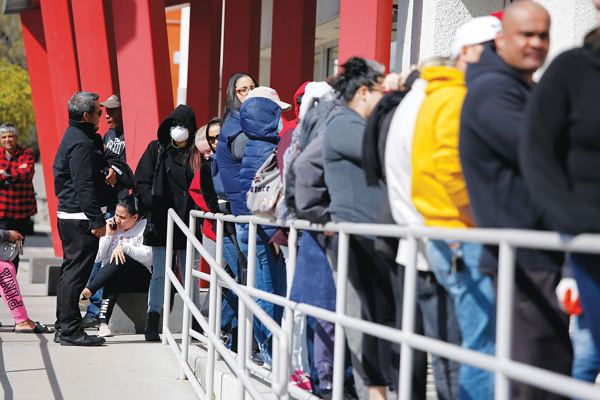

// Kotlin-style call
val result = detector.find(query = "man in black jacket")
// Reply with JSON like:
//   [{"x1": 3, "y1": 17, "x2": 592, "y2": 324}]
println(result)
[
  {"x1": 133, "y1": 105, "x2": 197, "y2": 341},
  {"x1": 53, "y1": 91, "x2": 114, "y2": 346},
  {"x1": 459, "y1": 2, "x2": 572, "y2": 399}
]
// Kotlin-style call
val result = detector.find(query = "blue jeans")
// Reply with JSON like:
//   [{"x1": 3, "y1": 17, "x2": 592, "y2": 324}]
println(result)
[
  {"x1": 148, "y1": 246, "x2": 200, "y2": 314},
  {"x1": 220, "y1": 234, "x2": 241, "y2": 330},
  {"x1": 426, "y1": 240, "x2": 496, "y2": 400},
  {"x1": 571, "y1": 314, "x2": 600, "y2": 385},
  {"x1": 236, "y1": 223, "x2": 286, "y2": 364},
  {"x1": 570, "y1": 253, "x2": 600, "y2": 364},
  {"x1": 84, "y1": 261, "x2": 103, "y2": 319}
]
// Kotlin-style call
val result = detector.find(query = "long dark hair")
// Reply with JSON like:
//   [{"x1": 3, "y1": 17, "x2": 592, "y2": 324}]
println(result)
[
  {"x1": 221, "y1": 72, "x2": 258, "y2": 121},
  {"x1": 117, "y1": 194, "x2": 142, "y2": 218},
  {"x1": 331, "y1": 57, "x2": 385, "y2": 102},
  {"x1": 206, "y1": 117, "x2": 222, "y2": 153}
]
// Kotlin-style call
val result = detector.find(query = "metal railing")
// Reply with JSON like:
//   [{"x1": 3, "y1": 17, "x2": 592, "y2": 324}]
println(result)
[{"x1": 162, "y1": 208, "x2": 600, "y2": 400}]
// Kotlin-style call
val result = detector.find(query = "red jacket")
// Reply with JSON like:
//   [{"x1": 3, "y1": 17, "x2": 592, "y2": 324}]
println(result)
[{"x1": 189, "y1": 171, "x2": 216, "y2": 241}]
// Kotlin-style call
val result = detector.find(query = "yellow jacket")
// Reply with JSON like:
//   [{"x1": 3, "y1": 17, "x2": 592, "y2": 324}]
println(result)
[{"x1": 411, "y1": 66, "x2": 472, "y2": 228}]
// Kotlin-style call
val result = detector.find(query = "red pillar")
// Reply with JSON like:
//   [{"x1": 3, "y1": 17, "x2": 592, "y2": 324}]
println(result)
[
  {"x1": 338, "y1": 0, "x2": 393, "y2": 73},
  {"x1": 270, "y1": 0, "x2": 316, "y2": 120},
  {"x1": 187, "y1": 0, "x2": 222, "y2": 124},
  {"x1": 20, "y1": 9, "x2": 63, "y2": 256},
  {"x1": 221, "y1": 0, "x2": 261, "y2": 111},
  {"x1": 71, "y1": 0, "x2": 120, "y2": 135},
  {"x1": 39, "y1": 0, "x2": 81, "y2": 133},
  {"x1": 111, "y1": 0, "x2": 174, "y2": 170}
]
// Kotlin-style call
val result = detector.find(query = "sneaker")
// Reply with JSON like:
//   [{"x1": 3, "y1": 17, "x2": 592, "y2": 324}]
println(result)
[
  {"x1": 98, "y1": 324, "x2": 113, "y2": 337},
  {"x1": 81, "y1": 316, "x2": 99, "y2": 328}
]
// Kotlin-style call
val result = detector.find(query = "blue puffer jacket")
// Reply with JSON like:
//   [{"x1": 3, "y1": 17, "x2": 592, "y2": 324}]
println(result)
[
  {"x1": 215, "y1": 110, "x2": 245, "y2": 215},
  {"x1": 239, "y1": 97, "x2": 282, "y2": 242}
]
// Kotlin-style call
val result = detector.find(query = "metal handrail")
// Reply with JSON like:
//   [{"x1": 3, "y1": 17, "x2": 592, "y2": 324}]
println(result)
[
  {"x1": 191, "y1": 210, "x2": 600, "y2": 400},
  {"x1": 162, "y1": 209, "x2": 289, "y2": 400}
]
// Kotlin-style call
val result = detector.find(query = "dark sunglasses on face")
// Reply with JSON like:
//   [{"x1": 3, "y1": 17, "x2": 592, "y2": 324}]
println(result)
[{"x1": 208, "y1": 135, "x2": 219, "y2": 144}]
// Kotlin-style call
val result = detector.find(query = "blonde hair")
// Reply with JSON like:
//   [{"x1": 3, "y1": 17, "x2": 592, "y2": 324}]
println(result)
[
  {"x1": 195, "y1": 125, "x2": 208, "y2": 146},
  {"x1": 418, "y1": 56, "x2": 455, "y2": 71}
]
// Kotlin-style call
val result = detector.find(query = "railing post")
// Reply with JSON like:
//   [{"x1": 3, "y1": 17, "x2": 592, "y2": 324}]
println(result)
[
  {"x1": 207, "y1": 218, "x2": 223, "y2": 399},
  {"x1": 284, "y1": 226, "x2": 298, "y2": 392},
  {"x1": 180, "y1": 213, "x2": 196, "y2": 380},
  {"x1": 332, "y1": 231, "x2": 350, "y2": 400},
  {"x1": 215, "y1": 219, "x2": 224, "y2": 361},
  {"x1": 495, "y1": 241, "x2": 516, "y2": 400},
  {"x1": 398, "y1": 235, "x2": 418, "y2": 400},
  {"x1": 246, "y1": 221, "x2": 257, "y2": 366},
  {"x1": 163, "y1": 212, "x2": 175, "y2": 346}
]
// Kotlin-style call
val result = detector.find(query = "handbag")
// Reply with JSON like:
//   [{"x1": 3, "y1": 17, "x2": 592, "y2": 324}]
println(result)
[
  {"x1": 246, "y1": 149, "x2": 282, "y2": 219},
  {"x1": 0, "y1": 240, "x2": 22, "y2": 262}
]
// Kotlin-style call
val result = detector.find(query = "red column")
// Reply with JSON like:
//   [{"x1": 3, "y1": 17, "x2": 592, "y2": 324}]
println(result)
[
  {"x1": 39, "y1": 0, "x2": 81, "y2": 134},
  {"x1": 20, "y1": 9, "x2": 62, "y2": 256},
  {"x1": 71, "y1": 0, "x2": 120, "y2": 135},
  {"x1": 270, "y1": 0, "x2": 316, "y2": 120},
  {"x1": 111, "y1": 0, "x2": 174, "y2": 170},
  {"x1": 187, "y1": 0, "x2": 222, "y2": 124},
  {"x1": 221, "y1": 0, "x2": 261, "y2": 110},
  {"x1": 338, "y1": 0, "x2": 393, "y2": 73}
]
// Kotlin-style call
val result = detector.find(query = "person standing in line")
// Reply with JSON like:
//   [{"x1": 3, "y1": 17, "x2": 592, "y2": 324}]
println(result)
[
  {"x1": 53, "y1": 91, "x2": 114, "y2": 346},
  {"x1": 0, "y1": 122, "x2": 37, "y2": 272},
  {"x1": 82, "y1": 93, "x2": 127, "y2": 329},
  {"x1": 133, "y1": 104, "x2": 198, "y2": 342},
  {"x1": 410, "y1": 16, "x2": 501, "y2": 400},
  {"x1": 520, "y1": 0, "x2": 600, "y2": 390},
  {"x1": 459, "y1": 2, "x2": 572, "y2": 399}
]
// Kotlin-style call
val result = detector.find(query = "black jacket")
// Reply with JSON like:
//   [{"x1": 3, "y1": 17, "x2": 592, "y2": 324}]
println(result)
[
  {"x1": 522, "y1": 33, "x2": 600, "y2": 234},
  {"x1": 133, "y1": 105, "x2": 197, "y2": 249},
  {"x1": 459, "y1": 45, "x2": 562, "y2": 271},
  {"x1": 53, "y1": 120, "x2": 116, "y2": 229}
]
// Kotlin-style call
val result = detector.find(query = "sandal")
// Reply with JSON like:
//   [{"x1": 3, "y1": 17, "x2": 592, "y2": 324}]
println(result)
[{"x1": 14, "y1": 322, "x2": 50, "y2": 334}]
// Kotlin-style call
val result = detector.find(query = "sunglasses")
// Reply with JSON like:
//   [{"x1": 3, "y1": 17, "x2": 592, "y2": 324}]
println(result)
[
  {"x1": 235, "y1": 86, "x2": 255, "y2": 95},
  {"x1": 208, "y1": 135, "x2": 219, "y2": 144}
]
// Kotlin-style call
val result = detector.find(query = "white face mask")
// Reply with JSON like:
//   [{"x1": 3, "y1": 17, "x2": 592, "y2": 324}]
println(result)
[
  {"x1": 170, "y1": 125, "x2": 189, "y2": 142},
  {"x1": 276, "y1": 118, "x2": 283, "y2": 134}
]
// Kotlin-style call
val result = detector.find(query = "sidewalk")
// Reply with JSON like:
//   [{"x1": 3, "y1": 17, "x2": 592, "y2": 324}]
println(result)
[{"x1": 0, "y1": 232, "x2": 198, "y2": 400}]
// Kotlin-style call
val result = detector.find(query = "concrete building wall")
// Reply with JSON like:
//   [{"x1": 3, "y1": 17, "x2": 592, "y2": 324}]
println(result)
[
  {"x1": 538, "y1": 0, "x2": 596, "y2": 68},
  {"x1": 396, "y1": 0, "x2": 597, "y2": 74}
]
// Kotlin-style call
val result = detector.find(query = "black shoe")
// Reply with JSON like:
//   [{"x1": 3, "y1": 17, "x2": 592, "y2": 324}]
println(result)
[
  {"x1": 81, "y1": 316, "x2": 99, "y2": 329},
  {"x1": 144, "y1": 312, "x2": 161, "y2": 342},
  {"x1": 54, "y1": 330, "x2": 62, "y2": 344},
  {"x1": 59, "y1": 329, "x2": 105, "y2": 346}
]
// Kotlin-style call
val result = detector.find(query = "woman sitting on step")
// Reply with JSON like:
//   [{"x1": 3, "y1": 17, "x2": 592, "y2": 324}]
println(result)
[
  {"x1": 82, "y1": 195, "x2": 152, "y2": 337},
  {"x1": 0, "y1": 229, "x2": 50, "y2": 333}
]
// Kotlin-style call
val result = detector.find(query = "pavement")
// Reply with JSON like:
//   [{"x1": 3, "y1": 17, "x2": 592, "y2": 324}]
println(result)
[{"x1": 0, "y1": 231, "x2": 199, "y2": 400}]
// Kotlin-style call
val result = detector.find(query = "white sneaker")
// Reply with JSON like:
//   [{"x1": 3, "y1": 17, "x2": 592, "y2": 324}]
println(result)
[{"x1": 98, "y1": 324, "x2": 114, "y2": 337}]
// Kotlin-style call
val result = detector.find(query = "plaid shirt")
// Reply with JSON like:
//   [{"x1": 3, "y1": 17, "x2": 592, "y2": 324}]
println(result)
[{"x1": 0, "y1": 146, "x2": 37, "y2": 219}]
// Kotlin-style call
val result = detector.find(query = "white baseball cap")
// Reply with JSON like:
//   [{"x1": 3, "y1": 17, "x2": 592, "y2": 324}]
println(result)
[
  {"x1": 451, "y1": 16, "x2": 502, "y2": 60},
  {"x1": 246, "y1": 86, "x2": 292, "y2": 111}
]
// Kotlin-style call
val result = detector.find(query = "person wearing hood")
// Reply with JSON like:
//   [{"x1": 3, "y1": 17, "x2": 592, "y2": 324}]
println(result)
[
  {"x1": 521, "y1": 0, "x2": 600, "y2": 389},
  {"x1": 411, "y1": 16, "x2": 501, "y2": 399},
  {"x1": 133, "y1": 104, "x2": 198, "y2": 342},
  {"x1": 460, "y1": 3, "x2": 572, "y2": 399},
  {"x1": 53, "y1": 91, "x2": 115, "y2": 346},
  {"x1": 237, "y1": 86, "x2": 291, "y2": 365}
]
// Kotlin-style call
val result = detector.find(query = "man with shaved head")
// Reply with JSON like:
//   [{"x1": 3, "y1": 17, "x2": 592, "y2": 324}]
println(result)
[{"x1": 460, "y1": 1, "x2": 572, "y2": 399}]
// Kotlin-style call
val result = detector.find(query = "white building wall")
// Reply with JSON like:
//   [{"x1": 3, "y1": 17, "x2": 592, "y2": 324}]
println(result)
[
  {"x1": 396, "y1": 0, "x2": 597, "y2": 73},
  {"x1": 537, "y1": 0, "x2": 596, "y2": 68}
]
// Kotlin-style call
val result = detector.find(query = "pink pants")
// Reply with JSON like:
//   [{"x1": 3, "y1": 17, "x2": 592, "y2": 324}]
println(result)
[{"x1": 0, "y1": 260, "x2": 29, "y2": 323}]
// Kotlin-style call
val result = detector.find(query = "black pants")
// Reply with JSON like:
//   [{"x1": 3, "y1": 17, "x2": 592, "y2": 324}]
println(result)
[
  {"x1": 0, "y1": 217, "x2": 30, "y2": 272},
  {"x1": 88, "y1": 254, "x2": 150, "y2": 324},
  {"x1": 347, "y1": 235, "x2": 427, "y2": 397},
  {"x1": 56, "y1": 219, "x2": 99, "y2": 336},
  {"x1": 490, "y1": 267, "x2": 573, "y2": 400}
]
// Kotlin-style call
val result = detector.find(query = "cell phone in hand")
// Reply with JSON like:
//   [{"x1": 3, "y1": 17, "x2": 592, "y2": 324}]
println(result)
[{"x1": 110, "y1": 221, "x2": 117, "y2": 230}]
